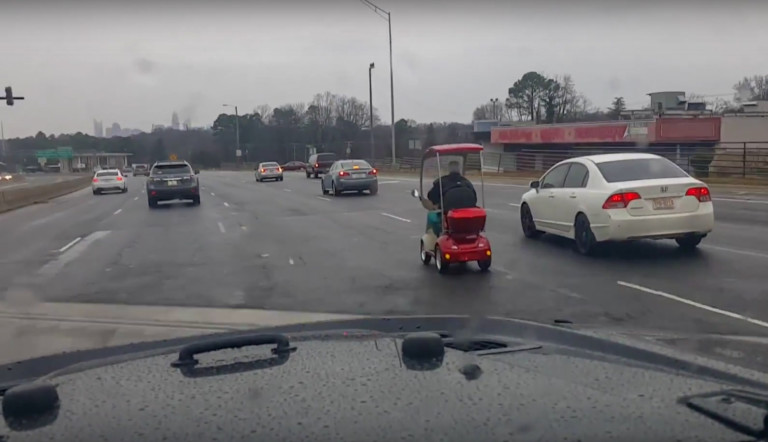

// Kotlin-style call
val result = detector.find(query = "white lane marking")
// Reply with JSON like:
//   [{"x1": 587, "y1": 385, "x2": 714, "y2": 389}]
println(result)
[
  {"x1": 133, "y1": 197, "x2": 138, "y2": 201},
  {"x1": 283, "y1": 189, "x2": 292, "y2": 192},
  {"x1": 141, "y1": 190, "x2": 145, "y2": 194},
  {"x1": 217, "y1": 222, "x2": 226, "y2": 233},
  {"x1": 508, "y1": 203, "x2": 521, "y2": 207},
  {"x1": 316, "y1": 196, "x2": 330, "y2": 201},
  {"x1": 240, "y1": 225, "x2": 247, "y2": 231},
  {"x1": 223, "y1": 202, "x2": 230, "y2": 207},
  {"x1": 381, "y1": 212, "x2": 411, "y2": 223},
  {"x1": 485, "y1": 183, "x2": 529, "y2": 188},
  {"x1": 618, "y1": 281, "x2": 768, "y2": 329},
  {"x1": 201, "y1": 186, "x2": 207, "y2": 190},
  {"x1": 58, "y1": 237, "x2": 82, "y2": 253},
  {"x1": 40, "y1": 231, "x2": 110, "y2": 277},
  {"x1": 713, "y1": 197, "x2": 768, "y2": 205},
  {"x1": 289, "y1": 258, "x2": 294, "y2": 265},
  {"x1": 113, "y1": 209, "x2": 122, "y2": 215},
  {"x1": 702, "y1": 244, "x2": 768, "y2": 259},
  {"x1": 377, "y1": 180, "x2": 400, "y2": 184},
  {"x1": 260, "y1": 253, "x2": 270, "y2": 258},
  {"x1": 210, "y1": 192, "x2": 216, "y2": 196}
]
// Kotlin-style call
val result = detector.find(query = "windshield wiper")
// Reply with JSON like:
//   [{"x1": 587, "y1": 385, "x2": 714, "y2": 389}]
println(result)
[
  {"x1": 170, "y1": 333, "x2": 297, "y2": 379},
  {"x1": 679, "y1": 389, "x2": 768, "y2": 440}
]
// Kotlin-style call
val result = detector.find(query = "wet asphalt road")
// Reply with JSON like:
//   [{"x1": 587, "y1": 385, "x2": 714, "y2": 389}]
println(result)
[{"x1": 1, "y1": 171, "x2": 767, "y2": 371}]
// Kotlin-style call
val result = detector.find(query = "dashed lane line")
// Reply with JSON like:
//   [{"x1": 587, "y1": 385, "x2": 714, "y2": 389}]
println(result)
[
  {"x1": 58, "y1": 237, "x2": 82, "y2": 253},
  {"x1": 380, "y1": 213, "x2": 411, "y2": 223},
  {"x1": 702, "y1": 244, "x2": 768, "y2": 259},
  {"x1": 223, "y1": 202, "x2": 230, "y2": 208},
  {"x1": 217, "y1": 222, "x2": 226, "y2": 233},
  {"x1": 618, "y1": 280, "x2": 768, "y2": 329},
  {"x1": 113, "y1": 209, "x2": 122, "y2": 215},
  {"x1": 316, "y1": 196, "x2": 330, "y2": 202}
]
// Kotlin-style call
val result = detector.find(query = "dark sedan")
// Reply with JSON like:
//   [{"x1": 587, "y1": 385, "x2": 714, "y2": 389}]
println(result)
[
  {"x1": 280, "y1": 161, "x2": 306, "y2": 171},
  {"x1": 321, "y1": 159, "x2": 378, "y2": 196},
  {"x1": 146, "y1": 161, "x2": 200, "y2": 208}
]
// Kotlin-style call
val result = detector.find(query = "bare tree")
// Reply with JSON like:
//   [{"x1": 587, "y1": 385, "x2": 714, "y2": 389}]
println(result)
[
  {"x1": 310, "y1": 92, "x2": 335, "y2": 127},
  {"x1": 686, "y1": 92, "x2": 705, "y2": 102},
  {"x1": 254, "y1": 104, "x2": 272, "y2": 123}
]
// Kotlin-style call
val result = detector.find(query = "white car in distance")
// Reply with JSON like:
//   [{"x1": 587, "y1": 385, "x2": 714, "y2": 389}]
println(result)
[
  {"x1": 519, "y1": 153, "x2": 714, "y2": 255},
  {"x1": 92, "y1": 169, "x2": 127, "y2": 195}
]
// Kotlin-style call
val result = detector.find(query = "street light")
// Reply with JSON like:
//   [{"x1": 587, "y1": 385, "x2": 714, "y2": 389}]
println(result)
[
  {"x1": 490, "y1": 98, "x2": 499, "y2": 120},
  {"x1": 368, "y1": 62, "x2": 375, "y2": 161},
  {"x1": 222, "y1": 104, "x2": 241, "y2": 162},
  {"x1": 361, "y1": 0, "x2": 396, "y2": 167}
]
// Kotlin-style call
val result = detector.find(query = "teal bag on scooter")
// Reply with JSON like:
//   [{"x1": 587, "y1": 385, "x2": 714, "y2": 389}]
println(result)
[{"x1": 427, "y1": 211, "x2": 442, "y2": 237}]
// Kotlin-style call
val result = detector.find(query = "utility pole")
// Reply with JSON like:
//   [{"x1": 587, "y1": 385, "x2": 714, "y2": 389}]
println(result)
[
  {"x1": 369, "y1": 62, "x2": 375, "y2": 161},
  {"x1": 0, "y1": 121, "x2": 5, "y2": 159},
  {"x1": 490, "y1": 98, "x2": 499, "y2": 120},
  {"x1": 223, "y1": 104, "x2": 241, "y2": 163}
]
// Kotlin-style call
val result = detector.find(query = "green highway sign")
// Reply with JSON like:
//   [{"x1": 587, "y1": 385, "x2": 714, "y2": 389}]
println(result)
[{"x1": 35, "y1": 146, "x2": 73, "y2": 159}]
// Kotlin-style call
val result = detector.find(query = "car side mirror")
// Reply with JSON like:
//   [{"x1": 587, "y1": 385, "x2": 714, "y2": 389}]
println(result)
[
  {"x1": 530, "y1": 180, "x2": 540, "y2": 189},
  {"x1": 410, "y1": 189, "x2": 420, "y2": 199},
  {"x1": 194, "y1": 169, "x2": 200, "y2": 175}
]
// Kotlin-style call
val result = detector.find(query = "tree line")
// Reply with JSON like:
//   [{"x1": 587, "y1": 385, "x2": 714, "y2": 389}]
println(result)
[
  {"x1": 2, "y1": 91, "x2": 473, "y2": 169},
  {"x1": 472, "y1": 72, "x2": 768, "y2": 124}
]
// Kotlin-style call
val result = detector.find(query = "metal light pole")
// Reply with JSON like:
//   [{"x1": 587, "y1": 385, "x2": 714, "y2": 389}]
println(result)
[
  {"x1": 490, "y1": 98, "x2": 499, "y2": 120},
  {"x1": 361, "y1": 0, "x2": 396, "y2": 167},
  {"x1": 222, "y1": 104, "x2": 240, "y2": 162},
  {"x1": 368, "y1": 62, "x2": 375, "y2": 161}
]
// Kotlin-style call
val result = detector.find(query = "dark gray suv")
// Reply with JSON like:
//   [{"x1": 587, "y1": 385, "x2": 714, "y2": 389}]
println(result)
[{"x1": 146, "y1": 161, "x2": 200, "y2": 208}]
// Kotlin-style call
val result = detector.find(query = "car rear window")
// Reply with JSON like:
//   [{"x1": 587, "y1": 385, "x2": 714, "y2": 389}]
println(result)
[
  {"x1": 96, "y1": 171, "x2": 119, "y2": 177},
  {"x1": 134, "y1": 165, "x2": 147, "y2": 169},
  {"x1": 262, "y1": 163, "x2": 279, "y2": 167},
  {"x1": 596, "y1": 158, "x2": 688, "y2": 183},
  {"x1": 152, "y1": 164, "x2": 191, "y2": 175},
  {"x1": 317, "y1": 154, "x2": 336, "y2": 161},
  {"x1": 339, "y1": 160, "x2": 371, "y2": 169}
]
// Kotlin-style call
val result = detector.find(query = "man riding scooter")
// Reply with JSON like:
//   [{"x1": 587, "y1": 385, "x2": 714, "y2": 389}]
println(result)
[{"x1": 420, "y1": 160, "x2": 478, "y2": 248}]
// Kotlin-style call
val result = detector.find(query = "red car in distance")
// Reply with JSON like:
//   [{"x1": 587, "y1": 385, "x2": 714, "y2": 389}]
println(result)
[{"x1": 281, "y1": 161, "x2": 307, "y2": 171}]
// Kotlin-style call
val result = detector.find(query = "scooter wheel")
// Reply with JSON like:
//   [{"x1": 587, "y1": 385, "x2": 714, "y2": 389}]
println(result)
[{"x1": 420, "y1": 240, "x2": 431, "y2": 265}]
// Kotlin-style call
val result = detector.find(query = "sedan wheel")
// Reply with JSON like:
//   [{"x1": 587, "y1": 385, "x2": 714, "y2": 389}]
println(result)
[
  {"x1": 676, "y1": 235, "x2": 703, "y2": 250},
  {"x1": 574, "y1": 214, "x2": 596, "y2": 256},
  {"x1": 332, "y1": 182, "x2": 341, "y2": 196},
  {"x1": 520, "y1": 204, "x2": 543, "y2": 239}
]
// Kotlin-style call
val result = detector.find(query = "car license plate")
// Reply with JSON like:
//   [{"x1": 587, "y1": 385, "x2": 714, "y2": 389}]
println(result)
[
  {"x1": 353, "y1": 173, "x2": 366, "y2": 178},
  {"x1": 652, "y1": 197, "x2": 675, "y2": 210},
  {"x1": 167, "y1": 180, "x2": 178, "y2": 186}
]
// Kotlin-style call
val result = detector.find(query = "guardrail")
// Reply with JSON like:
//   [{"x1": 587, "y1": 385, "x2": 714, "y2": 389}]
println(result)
[
  {"x1": 0, "y1": 175, "x2": 92, "y2": 214},
  {"x1": 372, "y1": 143, "x2": 768, "y2": 180}
]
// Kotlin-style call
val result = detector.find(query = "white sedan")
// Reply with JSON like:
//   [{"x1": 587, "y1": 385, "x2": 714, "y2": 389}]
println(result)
[
  {"x1": 519, "y1": 153, "x2": 714, "y2": 254},
  {"x1": 92, "y1": 169, "x2": 127, "y2": 194}
]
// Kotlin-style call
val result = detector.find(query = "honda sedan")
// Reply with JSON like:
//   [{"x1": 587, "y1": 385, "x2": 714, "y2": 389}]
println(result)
[{"x1": 519, "y1": 153, "x2": 714, "y2": 255}]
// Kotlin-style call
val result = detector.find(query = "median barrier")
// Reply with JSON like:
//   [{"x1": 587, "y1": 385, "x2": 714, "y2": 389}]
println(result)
[{"x1": 0, "y1": 176, "x2": 91, "y2": 213}]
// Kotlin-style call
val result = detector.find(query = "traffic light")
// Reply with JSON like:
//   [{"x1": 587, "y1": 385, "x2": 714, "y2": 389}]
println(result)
[{"x1": 3, "y1": 87, "x2": 24, "y2": 106}]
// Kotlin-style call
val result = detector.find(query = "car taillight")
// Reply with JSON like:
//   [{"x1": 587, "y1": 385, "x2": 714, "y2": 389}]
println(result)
[
  {"x1": 338, "y1": 170, "x2": 350, "y2": 177},
  {"x1": 278, "y1": 167, "x2": 282, "y2": 172},
  {"x1": 92, "y1": 178, "x2": 98, "y2": 183},
  {"x1": 602, "y1": 192, "x2": 642, "y2": 209},
  {"x1": 116, "y1": 176, "x2": 123, "y2": 181},
  {"x1": 314, "y1": 163, "x2": 318, "y2": 168},
  {"x1": 685, "y1": 186, "x2": 711, "y2": 202},
  {"x1": 368, "y1": 168, "x2": 378, "y2": 176},
  {"x1": 261, "y1": 168, "x2": 266, "y2": 173}
]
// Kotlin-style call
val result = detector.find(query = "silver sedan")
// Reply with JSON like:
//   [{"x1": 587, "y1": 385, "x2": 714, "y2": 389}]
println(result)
[
  {"x1": 255, "y1": 162, "x2": 284, "y2": 182},
  {"x1": 321, "y1": 160, "x2": 378, "y2": 196}
]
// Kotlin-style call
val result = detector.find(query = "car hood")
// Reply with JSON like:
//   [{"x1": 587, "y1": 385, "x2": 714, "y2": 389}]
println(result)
[{"x1": 1, "y1": 316, "x2": 766, "y2": 441}]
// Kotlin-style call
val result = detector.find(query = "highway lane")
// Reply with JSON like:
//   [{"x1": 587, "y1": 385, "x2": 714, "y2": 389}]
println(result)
[{"x1": 0, "y1": 170, "x2": 767, "y2": 371}]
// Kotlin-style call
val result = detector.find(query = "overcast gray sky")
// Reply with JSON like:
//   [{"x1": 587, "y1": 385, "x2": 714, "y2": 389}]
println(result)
[{"x1": 2, "y1": 0, "x2": 767, "y2": 138}]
